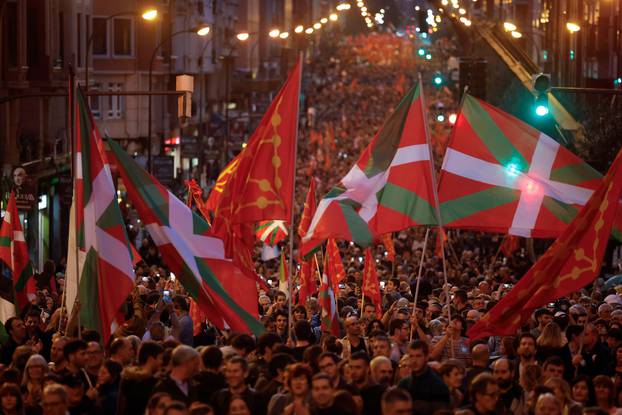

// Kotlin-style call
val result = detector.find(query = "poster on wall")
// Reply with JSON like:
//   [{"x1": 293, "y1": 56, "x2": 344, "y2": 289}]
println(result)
[{"x1": 12, "y1": 167, "x2": 36, "y2": 211}]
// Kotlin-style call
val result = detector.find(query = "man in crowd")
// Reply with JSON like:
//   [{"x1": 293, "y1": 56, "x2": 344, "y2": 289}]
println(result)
[{"x1": 397, "y1": 340, "x2": 449, "y2": 413}]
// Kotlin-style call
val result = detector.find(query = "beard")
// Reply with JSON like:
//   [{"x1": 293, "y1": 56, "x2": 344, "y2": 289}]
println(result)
[
  {"x1": 520, "y1": 351, "x2": 534, "y2": 360},
  {"x1": 498, "y1": 378, "x2": 513, "y2": 389}
]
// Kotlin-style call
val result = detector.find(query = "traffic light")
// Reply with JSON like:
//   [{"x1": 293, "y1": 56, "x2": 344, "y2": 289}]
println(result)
[
  {"x1": 418, "y1": 48, "x2": 426, "y2": 56},
  {"x1": 532, "y1": 73, "x2": 551, "y2": 117},
  {"x1": 433, "y1": 73, "x2": 443, "y2": 86}
]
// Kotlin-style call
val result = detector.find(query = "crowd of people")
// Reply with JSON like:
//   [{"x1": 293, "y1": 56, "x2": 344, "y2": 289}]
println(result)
[{"x1": 2, "y1": 30, "x2": 622, "y2": 415}]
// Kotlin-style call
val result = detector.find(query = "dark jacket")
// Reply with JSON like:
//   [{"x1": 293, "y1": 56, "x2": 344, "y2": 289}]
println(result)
[
  {"x1": 117, "y1": 367, "x2": 159, "y2": 415},
  {"x1": 152, "y1": 375, "x2": 197, "y2": 406},
  {"x1": 193, "y1": 370, "x2": 226, "y2": 404},
  {"x1": 397, "y1": 366, "x2": 450, "y2": 414},
  {"x1": 212, "y1": 387, "x2": 263, "y2": 415}
]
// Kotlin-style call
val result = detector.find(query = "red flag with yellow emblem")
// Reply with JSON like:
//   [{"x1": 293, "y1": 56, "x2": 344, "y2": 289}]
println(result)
[
  {"x1": 363, "y1": 249, "x2": 382, "y2": 319},
  {"x1": 382, "y1": 233, "x2": 396, "y2": 262},
  {"x1": 298, "y1": 179, "x2": 317, "y2": 238},
  {"x1": 468, "y1": 147, "x2": 622, "y2": 340},
  {"x1": 326, "y1": 239, "x2": 346, "y2": 295},
  {"x1": 212, "y1": 58, "x2": 301, "y2": 246},
  {"x1": 205, "y1": 155, "x2": 240, "y2": 213}
]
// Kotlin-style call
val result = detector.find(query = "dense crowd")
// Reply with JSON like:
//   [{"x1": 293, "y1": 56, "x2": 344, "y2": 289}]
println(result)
[{"x1": 2, "y1": 32, "x2": 622, "y2": 415}]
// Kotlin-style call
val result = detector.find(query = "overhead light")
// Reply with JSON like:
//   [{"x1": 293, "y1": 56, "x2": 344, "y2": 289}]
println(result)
[
  {"x1": 196, "y1": 26, "x2": 210, "y2": 36},
  {"x1": 566, "y1": 22, "x2": 581, "y2": 33},
  {"x1": 361, "y1": 6, "x2": 367, "y2": 11},
  {"x1": 141, "y1": 9, "x2": 158, "y2": 21},
  {"x1": 320, "y1": 17, "x2": 328, "y2": 24},
  {"x1": 279, "y1": 31, "x2": 289, "y2": 39},
  {"x1": 511, "y1": 31, "x2": 523, "y2": 38},
  {"x1": 236, "y1": 32, "x2": 250, "y2": 41},
  {"x1": 269, "y1": 28, "x2": 280, "y2": 38},
  {"x1": 313, "y1": 22, "x2": 321, "y2": 29},
  {"x1": 305, "y1": 28, "x2": 314, "y2": 34},
  {"x1": 294, "y1": 25, "x2": 304, "y2": 33},
  {"x1": 503, "y1": 21, "x2": 517, "y2": 32},
  {"x1": 329, "y1": 13, "x2": 338, "y2": 21}
]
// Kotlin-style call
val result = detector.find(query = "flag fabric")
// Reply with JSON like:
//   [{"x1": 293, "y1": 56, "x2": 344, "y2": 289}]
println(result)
[
  {"x1": 325, "y1": 122, "x2": 336, "y2": 151},
  {"x1": 189, "y1": 298, "x2": 206, "y2": 336},
  {"x1": 205, "y1": 156, "x2": 240, "y2": 213},
  {"x1": 0, "y1": 191, "x2": 35, "y2": 315},
  {"x1": 297, "y1": 257, "x2": 317, "y2": 305},
  {"x1": 438, "y1": 94, "x2": 618, "y2": 239},
  {"x1": 106, "y1": 138, "x2": 264, "y2": 335},
  {"x1": 211, "y1": 58, "x2": 302, "y2": 247},
  {"x1": 301, "y1": 83, "x2": 437, "y2": 257},
  {"x1": 500, "y1": 235, "x2": 521, "y2": 257},
  {"x1": 298, "y1": 179, "x2": 317, "y2": 238},
  {"x1": 382, "y1": 233, "x2": 396, "y2": 262},
  {"x1": 255, "y1": 220, "x2": 288, "y2": 247},
  {"x1": 65, "y1": 88, "x2": 136, "y2": 341},
  {"x1": 278, "y1": 251, "x2": 289, "y2": 298},
  {"x1": 363, "y1": 249, "x2": 382, "y2": 319},
  {"x1": 326, "y1": 239, "x2": 346, "y2": 295},
  {"x1": 319, "y1": 255, "x2": 340, "y2": 336},
  {"x1": 468, "y1": 147, "x2": 622, "y2": 340},
  {"x1": 186, "y1": 180, "x2": 211, "y2": 225}
]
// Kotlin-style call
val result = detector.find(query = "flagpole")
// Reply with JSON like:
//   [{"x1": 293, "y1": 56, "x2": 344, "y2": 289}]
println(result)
[
  {"x1": 419, "y1": 73, "x2": 453, "y2": 357},
  {"x1": 67, "y1": 66, "x2": 81, "y2": 338},
  {"x1": 410, "y1": 227, "x2": 430, "y2": 342},
  {"x1": 287, "y1": 53, "x2": 303, "y2": 342}
]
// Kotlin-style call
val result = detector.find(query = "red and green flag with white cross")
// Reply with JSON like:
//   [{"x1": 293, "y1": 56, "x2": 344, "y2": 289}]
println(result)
[
  {"x1": 65, "y1": 88, "x2": 137, "y2": 341},
  {"x1": 301, "y1": 82, "x2": 437, "y2": 257},
  {"x1": 0, "y1": 191, "x2": 35, "y2": 318},
  {"x1": 106, "y1": 138, "x2": 264, "y2": 336},
  {"x1": 438, "y1": 94, "x2": 622, "y2": 239}
]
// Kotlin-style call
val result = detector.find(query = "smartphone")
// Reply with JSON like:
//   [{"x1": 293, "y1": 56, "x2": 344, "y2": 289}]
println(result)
[
  {"x1": 503, "y1": 283, "x2": 510, "y2": 289},
  {"x1": 163, "y1": 290, "x2": 171, "y2": 302},
  {"x1": 380, "y1": 281, "x2": 386, "y2": 289}
]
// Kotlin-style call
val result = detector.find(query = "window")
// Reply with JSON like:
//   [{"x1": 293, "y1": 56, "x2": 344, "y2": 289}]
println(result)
[
  {"x1": 89, "y1": 83, "x2": 102, "y2": 119},
  {"x1": 92, "y1": 18, "x2": 108, "y2": 55},
  {"x1": 106, "y1": 83, "x2": 124, "y2": 119},
  {"x1": 113, "y1": 18, "x2": 132, "y2": 56}
]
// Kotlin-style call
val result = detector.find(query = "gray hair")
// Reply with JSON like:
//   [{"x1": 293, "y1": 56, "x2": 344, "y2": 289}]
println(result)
[
  {"x1": 370, "y1": 356, "x2": 392, "y2": 372},
  {"x1": 43, "y1": 383, "x2": 68, "y2": 403},
  {"x1": 171, "y1": 345, "x2": 200, "y2": 367}
]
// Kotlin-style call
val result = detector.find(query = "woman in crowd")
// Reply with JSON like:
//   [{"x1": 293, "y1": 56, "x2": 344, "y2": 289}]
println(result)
[{"x1": 21, "y1": 354, "x2": 47, "y2": 410}]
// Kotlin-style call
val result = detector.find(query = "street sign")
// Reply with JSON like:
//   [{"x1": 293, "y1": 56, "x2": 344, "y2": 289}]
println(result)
[{"x1": 152, "y1": 156, "x2": 174, "y2": 188}]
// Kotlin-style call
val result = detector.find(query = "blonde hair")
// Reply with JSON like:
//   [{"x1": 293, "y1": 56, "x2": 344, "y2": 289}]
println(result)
[{"x1": 537, "y1": 322, "x2": 565, "y2": 349}]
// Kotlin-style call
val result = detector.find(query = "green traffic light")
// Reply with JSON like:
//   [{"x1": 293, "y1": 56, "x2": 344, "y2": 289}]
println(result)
[
  {"x1": 418, "y1": 48, "x2": 426, "y2": 56},
  {"x1": 535, "y1": 104, "x2": 549, "y2": 117},
  {"x1": 433, "y1": 76, "x2": 443, "y2": 85}
]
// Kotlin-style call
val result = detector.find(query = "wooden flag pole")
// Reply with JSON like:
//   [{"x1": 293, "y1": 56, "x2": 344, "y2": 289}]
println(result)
[
  {"x1": 287, "y1": 53, "x2": 303, "y2": 342},
  {"x1": 420, "y1": 73, "x2": 454, "y2": 357},
  {"x1": 410, "y1": 227, "x2": 430, "y2": 341}
]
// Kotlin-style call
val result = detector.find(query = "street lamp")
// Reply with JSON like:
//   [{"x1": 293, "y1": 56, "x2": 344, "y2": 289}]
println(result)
[
  {"x1": 147, "y1": 24, "x2": 210, "y2": 172},
  {"x1": 294, "y1": 25, "x2": 304, "y2": 33},
  {"x1": 236, "y1": 32, "x2": 250, "y2": 41},
  {"x1": 269, "y1": 29, "x2": 280, "y2": 38},
  {"x1": 566, "y1": 22, "x2": 581, "y2": 33},
  {"x1": 503, "y1": 22, "x2": 517, "y2": 32},
  {"x1": 511, "y1": 31, "x2": 523, "y2": 39},
  {"x1": 85, "y1": 7, "x2": 158, "y2": 89}
]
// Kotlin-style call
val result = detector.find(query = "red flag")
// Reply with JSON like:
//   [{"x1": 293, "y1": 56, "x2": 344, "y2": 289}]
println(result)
[
  {"x1": 0, "y1": 191, "x2": 35, "y2": 312},
  {"x1": 212, "y1": 58, "x2": 302, "y2": 248},
  {"x1": 298, "y1": 256, "x2": 318, "y2": 305},
  {"x1": 326, "y1": 239, "x2": 346, "y2": 294},
  {"x1": 363, "y1": 249, "x2": 383, "y2": 319},
  {"x1": 382, "y1": 233, "x2": 396, "y2": 262},
  {"x1": 320, "y1": 254, "x2": 340, "y2": 336},
  {"x1": 205, "y1": 156, "x2": 240, "y2": 213},
  {"x1": 468, "y1": 147, "x2": 622, "y2": 340},
  {"x1": 500, "y1": 235, "x2": 520, "y2": 257},
  {"x1": 326, "y1": 122, "x2": 336, "y2": 151},
  {"x1": 186, "y1": 179, "x2": 211, "y2": 225},
  {"x1": 298, "y1": 179, "x2": 317, "y2": 238}
]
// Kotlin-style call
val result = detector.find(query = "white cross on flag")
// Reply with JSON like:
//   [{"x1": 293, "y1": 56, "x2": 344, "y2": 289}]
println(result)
[{"x1": 438, "y1": 94, "x2": 622, "y2": 239}]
